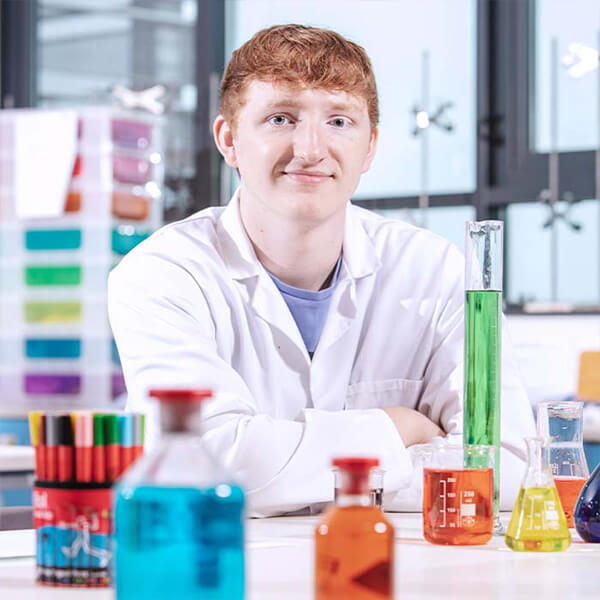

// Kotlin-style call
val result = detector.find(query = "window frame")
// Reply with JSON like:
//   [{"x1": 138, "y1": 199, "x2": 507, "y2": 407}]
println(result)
[{"x1": 1, "y1": 0, "x2": 598, "y2": 313}]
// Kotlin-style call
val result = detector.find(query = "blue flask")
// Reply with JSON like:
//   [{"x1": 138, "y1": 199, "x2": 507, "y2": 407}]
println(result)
[
  {"x1": 113, "y1": 389, "x2": 245, "y2": 599},
  {"x1": 574, "y1": 462, "x2": 600, "y2": 542}
]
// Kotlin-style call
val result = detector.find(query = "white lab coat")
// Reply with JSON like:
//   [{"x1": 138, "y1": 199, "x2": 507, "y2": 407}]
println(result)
[{"x1": 108, "y1": 191, "x2": 535, "y2": 516}]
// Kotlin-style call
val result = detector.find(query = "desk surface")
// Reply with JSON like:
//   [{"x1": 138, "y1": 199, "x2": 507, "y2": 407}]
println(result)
[
  {"x1": 0, "y1": 445, "x2": 34, "y2": 472},
  {"x1": 0, "y1": 513, "x2": 598, "y2": 599}
]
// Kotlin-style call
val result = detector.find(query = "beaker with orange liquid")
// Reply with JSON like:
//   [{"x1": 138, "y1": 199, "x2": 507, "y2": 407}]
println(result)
[
  {"x1": 423, "y1": 444, "x2": 494, "y2": 545},
  {"x1": 315, "y1": 457, "x2": 393, "y2": 600},
  {"x1": 537, "y1": 401, "x2": 589, "y2": 527}
]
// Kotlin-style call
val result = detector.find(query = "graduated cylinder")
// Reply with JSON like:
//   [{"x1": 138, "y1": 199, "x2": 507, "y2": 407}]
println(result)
[{"x1": 463, "y1": 221, "x2": 503, "y2": 518}]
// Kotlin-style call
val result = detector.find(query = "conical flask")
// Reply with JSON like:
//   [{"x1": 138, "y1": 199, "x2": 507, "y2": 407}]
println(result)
[
  {"x1": 505, "y1": 437, "x2": 571, "y2": 552},
  {"x1": 537, "y1": 401, "x2": 589, "y2": 527},
  {"x1": 574, "y1": 461, "x2": 600, "y2": 542},
  {"x1": 463, "y1": 220, "x2": 503, "y2": 532}
]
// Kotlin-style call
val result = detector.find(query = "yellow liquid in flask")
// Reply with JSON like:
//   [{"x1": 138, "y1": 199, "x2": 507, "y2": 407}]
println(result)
[{"x1": 505, "y1": 486, "x2": 571, "y2": 552}]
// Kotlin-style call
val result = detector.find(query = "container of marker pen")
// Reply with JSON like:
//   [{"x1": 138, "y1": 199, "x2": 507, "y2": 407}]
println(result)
[
  {"x1": 33, "y1": 412, "x2": 111, "y2": 587},
  {"x1": 33, "y1": 481, "x2": 113, "y2": 587},
  {"x1": 32, "y1": 411, "x2": 145, "y2": 588}
]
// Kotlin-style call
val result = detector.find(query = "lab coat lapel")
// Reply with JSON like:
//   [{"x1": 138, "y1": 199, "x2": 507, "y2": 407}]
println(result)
[
  {"x1": 310, "y1": 204, "x2": 381, "y2": 409},
  {"x1": 314, "y1": 203, "x2": 381, "y2": 356},
  {"x1": 217, "y1": 192, "x2": 308, "y2": 358},
  {"x1": 249, "y1": 274, "x2": 308, "y2": 355}
]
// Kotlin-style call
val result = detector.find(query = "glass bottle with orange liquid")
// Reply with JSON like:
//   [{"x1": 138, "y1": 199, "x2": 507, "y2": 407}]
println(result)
[
  {"x1": 315, "y1": 458, "x2": 393, "y2": 600},
  {"x1": 537, "y1": 401, "x2": 589, "y2": 527},
  {"x1": 422, "y1": 443, "x2": 494, "y2": 545}
]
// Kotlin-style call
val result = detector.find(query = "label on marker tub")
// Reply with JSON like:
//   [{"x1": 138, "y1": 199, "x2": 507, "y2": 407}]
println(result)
[{"x1": 33, "y1": 486, "x2": 112, "y2": 586}]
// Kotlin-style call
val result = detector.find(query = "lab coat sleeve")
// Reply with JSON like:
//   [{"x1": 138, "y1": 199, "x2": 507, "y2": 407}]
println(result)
[
  {"x1": 385, "y1": 244, "x2": 535, "y2": 511},
  {"x1": 108, "y1": 250, "x2": 411, "y2": 517}
]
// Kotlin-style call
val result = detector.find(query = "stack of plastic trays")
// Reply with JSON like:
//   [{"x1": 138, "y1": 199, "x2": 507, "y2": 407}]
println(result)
[{"x1": 0, "y1": 107, "x2": 163, "y2": 411}]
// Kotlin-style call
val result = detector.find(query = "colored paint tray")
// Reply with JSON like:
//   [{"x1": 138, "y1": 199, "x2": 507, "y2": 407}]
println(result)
[
  {"x1": 24, "y1": 302, "x2": 82, "y2": 323},
  {"x1": 25, "y1": 265, "x2": 82, "y2": 286},
  {"x1": 111, "y1": 228, "x2": 150, "y2": 255},
  {"x1": 25, "y1": 229, "x2": 82, "y2": 251},
  {"x1": 24, "y1": 374, "x2": 81, "y2": 395},
  {"x1": 25, "y1": 338, "x2": 81, "y2": 359},
  {"x1": 112, "y1": 192, "x2": 150, "y2": 220}
]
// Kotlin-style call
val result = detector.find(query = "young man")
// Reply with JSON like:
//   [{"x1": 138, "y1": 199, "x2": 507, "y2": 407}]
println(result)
[{"x1": 108, "y1": 24, "x2": 535, "y2": 516}]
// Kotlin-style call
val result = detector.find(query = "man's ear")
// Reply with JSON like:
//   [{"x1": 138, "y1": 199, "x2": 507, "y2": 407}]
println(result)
[
  {"x1": 213, "y1": 114, "x2": 238, "y2": 168},
  {"x1": 361, "y1": 126, "x2": 379, "y2": 174}
]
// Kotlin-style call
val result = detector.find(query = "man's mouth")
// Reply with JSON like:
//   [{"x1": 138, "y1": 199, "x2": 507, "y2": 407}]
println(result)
[{"x1": 283, "y1": 171, "x2": 333, "y2": 184}]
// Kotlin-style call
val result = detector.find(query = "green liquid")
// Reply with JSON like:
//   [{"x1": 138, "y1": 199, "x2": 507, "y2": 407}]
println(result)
[{"x1": 464, "y1": 290, "x2": 501, "y2": 513}]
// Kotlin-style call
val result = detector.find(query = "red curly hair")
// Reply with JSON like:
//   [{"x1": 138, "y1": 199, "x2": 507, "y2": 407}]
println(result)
[{"x1": 220, "y1": 24, "x2": 379, "y2": 131}]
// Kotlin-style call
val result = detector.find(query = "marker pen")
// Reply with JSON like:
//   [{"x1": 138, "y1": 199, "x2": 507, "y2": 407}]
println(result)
[
  {"x1": 117, "y1": 415, "x2": 134, "y2": 477},
  {"x1": 29, "y1": 411, "x2": 46, "y2": 480},
  {"x1": 45, "y1": 415, "x2": 58, "y2": 481},
  {"x1": 56, "y1": 415, "x2": 74, "y2": 482},
  {"x1": 93, "y1": 414, "x2": 106, "y2": 483},
  {"x1": 74, "y1": 412, "x2": 93, "y2": 483},
  {"x1": 104, "y1": 414, "x2": 120, "y2": 482},
  {"x1": 133, "y1": 413, "x2": 145, "y2": 460}
]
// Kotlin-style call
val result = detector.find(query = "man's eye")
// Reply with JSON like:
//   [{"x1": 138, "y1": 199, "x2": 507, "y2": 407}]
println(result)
[
  {"x1": 330, "y1": 117, "x2": 349, "y2": 128},
  {"x1": 269, "y1": 115, "x2": 289, "y2": 126}
]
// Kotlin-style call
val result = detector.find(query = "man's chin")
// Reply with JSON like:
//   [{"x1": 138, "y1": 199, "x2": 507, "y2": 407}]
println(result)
[{"x1": 281, "y1": 197, "x2": 346, "y2": 225}]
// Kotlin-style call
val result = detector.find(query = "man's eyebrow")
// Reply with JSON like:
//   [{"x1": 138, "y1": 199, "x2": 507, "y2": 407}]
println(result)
[{"x1": 263, "y1": 98, "x2": 363, "y2": 114}]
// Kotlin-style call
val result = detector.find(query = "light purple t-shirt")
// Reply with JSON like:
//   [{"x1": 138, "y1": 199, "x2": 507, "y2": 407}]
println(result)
[{"x1": 268, "y1": 256, "x2": 343, "y2": 357}]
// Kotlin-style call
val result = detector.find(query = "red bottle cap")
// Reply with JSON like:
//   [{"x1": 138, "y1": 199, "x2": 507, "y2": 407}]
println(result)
[
  {"x1": 148, "y1": 389, "x2": 213, "y2": 403},
  {"x1": 332, "y1": 457, "x2": 379, "y2": 495},
  {"x1": 332, "y1": 457, "x2": 379, "y2": 471},
  {"x1": 150, "y1": 389, "x2": 213, "y2": 433}
]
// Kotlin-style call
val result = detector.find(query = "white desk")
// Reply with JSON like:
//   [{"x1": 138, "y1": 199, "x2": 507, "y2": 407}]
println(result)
[
  {"x1": 0, "y1": 513, "x2": 598, "y2": 599},
  {"x1": 0, "y1": 445, "x2": 34, "y2": 472}
]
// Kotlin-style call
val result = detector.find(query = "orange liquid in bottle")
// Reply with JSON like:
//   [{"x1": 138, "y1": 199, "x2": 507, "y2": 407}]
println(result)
[
  {"x1": 554, "y1": 476, "x2": 586, "y2": 528},
  {"x1": 315, "y1": 504, "x2": 394, "y2": 600},
  {"x1": 423, "y1": 468, "x2": 493, "y2": 545}
]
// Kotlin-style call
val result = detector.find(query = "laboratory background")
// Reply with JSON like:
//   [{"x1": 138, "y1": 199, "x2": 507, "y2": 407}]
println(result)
[{"x1": 0, "y1": 0, "x2": 599, "y2": 598}]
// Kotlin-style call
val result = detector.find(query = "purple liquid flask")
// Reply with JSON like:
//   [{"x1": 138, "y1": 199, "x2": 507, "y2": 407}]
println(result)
[{"x1": 574, "y1": 462, "x2": 600, "y2": 542}]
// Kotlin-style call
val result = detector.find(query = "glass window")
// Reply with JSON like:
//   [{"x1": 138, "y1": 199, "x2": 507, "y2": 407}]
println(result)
[
  {"x1": 225, "y1": 0, "x2": 477, "y2": 200},
  {"x1": 534, "y1": 0, "x2": 600, "y2": 153},
  {"x1": 371, "y1": 205, "x2": 476, "y2": 251},
  {"x1": 36, "y1": 0, "x2": 199, "y2": 211},
  {"x1": 506, "y1": 199, "x2": 600, "y2": 305}
]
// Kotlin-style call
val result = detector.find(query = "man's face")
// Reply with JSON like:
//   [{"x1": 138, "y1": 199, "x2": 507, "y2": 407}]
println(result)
[{"x1": 216, "y1": 80, "x2": 378, "y2": 225}]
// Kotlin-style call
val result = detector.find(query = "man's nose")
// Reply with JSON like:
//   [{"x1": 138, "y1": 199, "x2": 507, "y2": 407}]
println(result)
[{"x1": 293, "y1": 120, "x2": 326, "y2": 163}]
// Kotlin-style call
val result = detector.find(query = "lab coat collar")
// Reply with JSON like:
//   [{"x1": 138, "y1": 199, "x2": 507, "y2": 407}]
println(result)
[
  {"x1": 342, "y1": 203, "x2": 382, "y2": 280},
  {"x1": 217, "y1": 189, "x2": 382, "y2": 282},
  {"x1": 217, "y1": 189, "x2": 263, "y2": 280}
]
